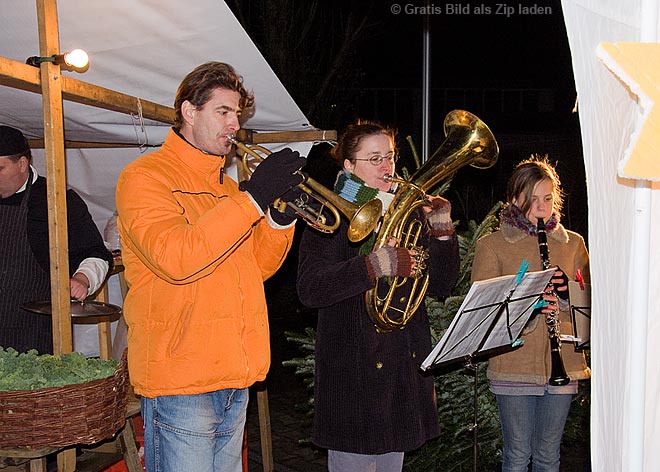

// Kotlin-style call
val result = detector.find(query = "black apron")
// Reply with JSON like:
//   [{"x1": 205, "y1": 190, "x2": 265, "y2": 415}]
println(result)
[{"x1": 0, "y1": 169, "x2": 53, "y2": 353}]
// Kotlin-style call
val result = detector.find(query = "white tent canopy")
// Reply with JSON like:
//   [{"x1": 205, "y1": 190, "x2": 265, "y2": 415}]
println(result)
[
  {"x1": 561, "y1": 1, "x2": 659, "y2": 470},
  {"x1": 0, "y1": 0, "x2": 317, "y2": 229}
]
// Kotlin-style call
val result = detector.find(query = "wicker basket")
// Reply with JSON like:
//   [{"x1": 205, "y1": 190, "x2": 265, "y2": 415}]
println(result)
[{"x1": 0, "y1": 352, "x2": 129, "y2": 449}]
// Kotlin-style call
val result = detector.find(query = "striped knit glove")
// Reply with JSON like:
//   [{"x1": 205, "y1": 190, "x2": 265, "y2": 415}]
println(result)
[
  {"x1": 426, "y1": 196, "x2": 454, "y2": 239},
  {"x1": 365, "y1": 246, "x2": 413, "y2": 279}
]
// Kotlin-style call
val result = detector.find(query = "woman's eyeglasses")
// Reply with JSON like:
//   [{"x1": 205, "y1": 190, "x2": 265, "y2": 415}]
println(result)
[{"x1": 352, "y1": 151, "x2": 398, "y2": 166}]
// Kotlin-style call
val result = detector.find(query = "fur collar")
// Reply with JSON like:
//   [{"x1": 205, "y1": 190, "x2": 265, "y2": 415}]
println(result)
[
  {"x1": 500, "y1": 203, "x2": 569, "y2": 244},
  {"x1": 501, "y1": 219, "x2": 569, "y2": 244}
]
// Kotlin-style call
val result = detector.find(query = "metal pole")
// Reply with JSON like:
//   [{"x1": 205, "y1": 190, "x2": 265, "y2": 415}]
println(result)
[
  {"x1": 421, "y1": 5, "x2": 431, "y2": 163},
  {"x1": 626, "y1": 2, "x2": 656, "y2": 470}
]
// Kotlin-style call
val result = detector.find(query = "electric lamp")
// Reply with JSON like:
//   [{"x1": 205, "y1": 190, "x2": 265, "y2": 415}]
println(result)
[{"x1": 26, "y1": 49, "x2": 89, "y2": 72}]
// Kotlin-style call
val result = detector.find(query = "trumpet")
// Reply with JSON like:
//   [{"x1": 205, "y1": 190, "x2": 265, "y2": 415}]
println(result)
[{"x1": 229, "y1": 137, "x2": 383, "y2": 242}]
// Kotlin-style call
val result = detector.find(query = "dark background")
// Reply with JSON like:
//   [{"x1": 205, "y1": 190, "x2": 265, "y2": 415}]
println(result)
[{"x1": 227, "y1": 0, "x2": 587, "y2": 239}]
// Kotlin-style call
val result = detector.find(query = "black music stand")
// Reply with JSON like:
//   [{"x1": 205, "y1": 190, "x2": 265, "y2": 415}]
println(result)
[
  {"x1": 421, "y1": 267, "x2": 555, "y2": 472},
  {"x1": 568, "y1": 280, "x2": 591, "y2": 351}
]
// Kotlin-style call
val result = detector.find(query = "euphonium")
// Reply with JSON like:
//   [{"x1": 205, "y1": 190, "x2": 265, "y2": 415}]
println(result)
[
  {"x1": 366, "y1": 110, "x2": 499, "y2": 332},
  {"x1": 536, "y1": 218, "x2": 570, "y2": 386},
  {"x1": 229, "y1": 137, "x2": 382, "y2": 242}
]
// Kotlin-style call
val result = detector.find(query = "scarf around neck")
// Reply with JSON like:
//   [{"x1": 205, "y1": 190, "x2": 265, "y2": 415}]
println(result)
[
  {"x1": 500, "y1": 202, "x2": 558, "y2": 237},
  {"x1": 334, "y1": 170, "x2": 379, "y2": 205},
  {"x1": 334, "y1": 170, "x2": 392, "y2": 254},
  {"x1": 499, "y1": 202, "x2": 569, "y2": 245}
]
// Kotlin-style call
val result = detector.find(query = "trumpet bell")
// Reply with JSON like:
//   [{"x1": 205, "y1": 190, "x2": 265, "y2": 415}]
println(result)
[{"x1": 347, "y1": 198, "x2": 382, "y2": 243}]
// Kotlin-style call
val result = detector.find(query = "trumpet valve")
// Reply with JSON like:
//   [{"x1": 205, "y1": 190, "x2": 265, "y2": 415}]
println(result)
[{"x1": 273, "y1": 199, "x2": 288, "y2": 214}]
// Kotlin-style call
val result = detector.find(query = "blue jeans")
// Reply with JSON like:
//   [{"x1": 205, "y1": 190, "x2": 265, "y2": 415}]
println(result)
[
  {"x1": 496, "y1": 393, "x2": 573, "y2": 472},
  {"x1": 140, "y1": 388, "x2": 248, "y2": 472}
]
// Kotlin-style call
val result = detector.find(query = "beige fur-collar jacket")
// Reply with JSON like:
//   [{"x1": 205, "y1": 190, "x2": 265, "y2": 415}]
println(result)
[{"x1": 471, "y1": 220, "x2": 590, "y2": 385}]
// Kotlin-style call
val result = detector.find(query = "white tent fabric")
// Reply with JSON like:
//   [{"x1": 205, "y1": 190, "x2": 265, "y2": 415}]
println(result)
[
  {"x1": 0, "y1": 0, "x2": 314, "y2": 223},
  {"x1": 0, "y1": 0, "x2": 315, "y2": 356},
  {"x1": 561, "y1": 1, "x2": 660, "y2": 470}
]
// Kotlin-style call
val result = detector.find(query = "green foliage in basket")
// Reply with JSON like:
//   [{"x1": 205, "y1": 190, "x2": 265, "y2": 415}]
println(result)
[{"x1": 0, "y1": 347, "x2": 119, "y2": 391}]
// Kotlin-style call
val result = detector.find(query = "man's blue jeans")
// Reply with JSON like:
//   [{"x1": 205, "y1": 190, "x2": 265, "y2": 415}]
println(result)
[
  {"x1": 496, "y1": 392, "x2": 573, "y2": 472},
  {"x1": 140, "y1": 388, "x2": 248, "y2": 472}
]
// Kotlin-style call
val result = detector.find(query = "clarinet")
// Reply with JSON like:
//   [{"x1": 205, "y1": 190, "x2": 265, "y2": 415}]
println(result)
[{"x1": 537, "y1": 218, "x2": 570, "y2": 386}]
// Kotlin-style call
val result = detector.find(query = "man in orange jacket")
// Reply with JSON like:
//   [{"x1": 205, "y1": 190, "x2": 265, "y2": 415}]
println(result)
[{"x1": 116, "y1": 62, "x2": 306, "y2": 472}]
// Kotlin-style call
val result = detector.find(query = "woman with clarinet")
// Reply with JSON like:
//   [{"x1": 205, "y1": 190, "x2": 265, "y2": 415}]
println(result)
[{"x1": 471, "y1": 155, "x2": 590, "y2": 472}]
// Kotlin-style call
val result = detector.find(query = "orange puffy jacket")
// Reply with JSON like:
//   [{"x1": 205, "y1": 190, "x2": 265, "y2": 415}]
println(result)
[{"x1": 116, "y1": 129, "x2": 295, "y2": 397}]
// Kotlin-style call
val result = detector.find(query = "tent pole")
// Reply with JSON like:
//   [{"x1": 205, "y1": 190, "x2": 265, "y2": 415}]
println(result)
[
  {"x1": 628, "y1": 182, "x2": 650, "y2": 471},
  {"x1": 627, "y1": 2, "x2": 657, "y2": 470}
]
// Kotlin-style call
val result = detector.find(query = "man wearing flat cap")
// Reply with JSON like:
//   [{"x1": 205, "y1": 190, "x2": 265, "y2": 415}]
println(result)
[{"x1": 0, "y1": 125, "x2": 113, "y2": 354}]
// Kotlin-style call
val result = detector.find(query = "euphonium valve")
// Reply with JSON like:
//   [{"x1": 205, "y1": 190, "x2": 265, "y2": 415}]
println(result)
[
  {"x1": 366, "y1": 110, "x2": 499, "y2": 332},
  {"x1": 229, "y1": 137, "x2": 382, "y2": 242}
]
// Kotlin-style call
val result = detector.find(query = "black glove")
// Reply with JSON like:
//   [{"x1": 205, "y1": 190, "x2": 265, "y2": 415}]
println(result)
[
  {"x1": 270, "y1": 186, "x2": 305, "y2": 225},
  {"x1": 239, "y1": 148, "x2": 306, "y2": 210}
]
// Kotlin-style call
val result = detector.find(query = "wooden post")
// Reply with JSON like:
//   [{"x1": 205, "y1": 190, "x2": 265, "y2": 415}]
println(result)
[
  {"x1": 256, "y1": 382, "x2": 274, "y2": 472},
  {"x1": 94, "y1": 284, "x2": 113, "y2": 360},
  {"x1": 35, "y1": 1, "x2": 75, "y2": 470},
  {"x1": 36, "y1": 0, "x2": 71, "y2": 355}
]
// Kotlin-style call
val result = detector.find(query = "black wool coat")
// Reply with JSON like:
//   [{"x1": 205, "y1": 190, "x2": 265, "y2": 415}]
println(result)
[{"x1": 297, "y1": 215, "x2": 459, "y2": 454}]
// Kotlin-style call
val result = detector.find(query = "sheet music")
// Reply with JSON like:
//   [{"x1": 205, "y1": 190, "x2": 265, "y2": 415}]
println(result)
[{"x1": 421, "y1": 268, "x2": 555, "y2": 371}]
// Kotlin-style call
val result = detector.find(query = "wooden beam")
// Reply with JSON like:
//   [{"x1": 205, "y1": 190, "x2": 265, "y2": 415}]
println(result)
[
  {"x1": 0, "y1": 56, "x2": 41, "y2": 93},
  {"x1": 62, "y1": 75, "x2": 175, "y2": 124},
  {"x1": 0, "y1": 55, "x2": 175, "y2": 124},
  {"x1": 236, "y1": 129, "x2": 336, "y2": 144},
  {"x1": 256, "y1": 383, "x2": 274, "y2": 471},
  {"x1": 1, "y1": 56, "x2": 336, "y2": 145},
  {"x1": 27, "y1": 139, "x2": 160, "y2": 149}
]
